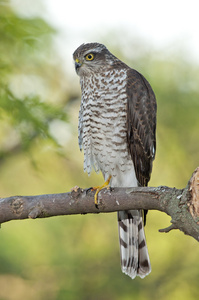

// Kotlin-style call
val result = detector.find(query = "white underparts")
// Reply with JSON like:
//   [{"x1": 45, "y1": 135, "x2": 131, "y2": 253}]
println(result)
[{"x1": 78, "y1": 68, "x2": 137, "y2": 187}]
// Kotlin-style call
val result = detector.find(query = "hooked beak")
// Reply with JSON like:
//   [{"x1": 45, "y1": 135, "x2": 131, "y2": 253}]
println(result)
[{"x1": 75, "y1": 59, "x2": 82, "y2": 73}]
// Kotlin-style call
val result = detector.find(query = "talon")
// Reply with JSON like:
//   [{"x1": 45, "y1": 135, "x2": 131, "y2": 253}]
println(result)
[
  {"x1": 92, "y1": 175, "x2": 112, "y2": 207},
  {"x1": 85, "y1": 187, "x2": 93, "y2": 194},
  {"x1": 109, "y1": 186, "x2": 113, "y2": 192},
  {"x1": 94, "y1": 189, "x2": 100, "y2": 207}
]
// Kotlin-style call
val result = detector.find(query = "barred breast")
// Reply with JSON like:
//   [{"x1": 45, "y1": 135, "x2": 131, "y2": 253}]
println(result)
[{"x1": 78, "y1": 68, "x2": 137, "y2": 188}]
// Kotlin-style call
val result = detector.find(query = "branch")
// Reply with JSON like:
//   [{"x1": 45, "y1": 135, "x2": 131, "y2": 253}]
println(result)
[{"x1": 0, "y1": 167, "x2": 199, "y2": 241}]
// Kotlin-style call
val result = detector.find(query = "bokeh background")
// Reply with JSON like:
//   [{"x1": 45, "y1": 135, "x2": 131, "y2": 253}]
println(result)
[{"x1": 0, "y1": 0, "x2": 199, "y2": 299}]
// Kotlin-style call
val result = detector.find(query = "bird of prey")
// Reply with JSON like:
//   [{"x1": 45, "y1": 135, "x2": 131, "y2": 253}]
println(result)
[{"x1": 73, "y1": 42, "x2": 157, "y2": 279}]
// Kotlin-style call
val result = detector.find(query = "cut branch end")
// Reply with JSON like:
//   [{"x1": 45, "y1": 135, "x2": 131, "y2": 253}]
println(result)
[{"x1": 188, "y1": 167, "x2": 199, "y2": 223}]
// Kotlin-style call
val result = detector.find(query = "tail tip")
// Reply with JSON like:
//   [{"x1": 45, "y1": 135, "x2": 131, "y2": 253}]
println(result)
[{"x1": 121, "y1": 264, "x2": 151, "y2": 279}]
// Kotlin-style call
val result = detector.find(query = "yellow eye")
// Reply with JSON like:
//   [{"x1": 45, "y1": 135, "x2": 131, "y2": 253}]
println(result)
[{"x1": 85, "y1": 53, "x2": 94, "y2": 61}]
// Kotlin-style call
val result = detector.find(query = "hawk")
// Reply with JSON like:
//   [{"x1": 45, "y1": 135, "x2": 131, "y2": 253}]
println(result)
[{"x1": 73, "y1": 43, "x2": 156, "y2": 279}]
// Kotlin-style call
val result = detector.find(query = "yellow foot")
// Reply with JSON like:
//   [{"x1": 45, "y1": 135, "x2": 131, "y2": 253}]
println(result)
[{"x1": 92, "y1": 175, "x2": 112, "y2": 208}]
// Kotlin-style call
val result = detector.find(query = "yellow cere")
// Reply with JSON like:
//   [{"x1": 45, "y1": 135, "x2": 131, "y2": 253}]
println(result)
[{"x1": 75, "y1": 58, "x2": 80, "y2": 63}]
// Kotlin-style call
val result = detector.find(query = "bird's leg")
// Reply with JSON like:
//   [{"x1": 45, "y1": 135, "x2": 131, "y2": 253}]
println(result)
[{"x1": 92, "y1": 175, "x2": 112, "y2": 208}]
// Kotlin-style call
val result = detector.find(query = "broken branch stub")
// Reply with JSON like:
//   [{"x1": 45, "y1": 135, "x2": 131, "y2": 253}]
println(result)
[{"x1": 188, "y1": 167, "x2": 199, "y2": 224}]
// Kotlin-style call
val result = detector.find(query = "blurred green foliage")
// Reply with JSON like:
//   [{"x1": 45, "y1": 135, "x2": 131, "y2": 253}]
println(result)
[
  {"x1": 0, "y1": 1, "x2": 199, "y2": 300},
  {"x1": 0, "y1": 0, "x2": 67, "y2": 163}
]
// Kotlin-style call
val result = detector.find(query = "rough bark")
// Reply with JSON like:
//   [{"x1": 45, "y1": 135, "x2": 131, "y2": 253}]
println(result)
[{"x1": 0, "y1": 167, "x2": 199, "y2": 241}]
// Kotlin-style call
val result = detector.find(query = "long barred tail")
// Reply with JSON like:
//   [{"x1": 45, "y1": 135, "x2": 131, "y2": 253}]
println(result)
[{"x1": 117, "y1": 210, "x2": 151, "y2": 279}]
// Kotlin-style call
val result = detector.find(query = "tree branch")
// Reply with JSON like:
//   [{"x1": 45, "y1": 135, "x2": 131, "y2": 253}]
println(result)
[{"x1": 0, "y1": 167, "x2": 199, "y2": 241}]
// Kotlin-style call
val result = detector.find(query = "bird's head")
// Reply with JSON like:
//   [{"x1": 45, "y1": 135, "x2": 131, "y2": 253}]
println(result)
[{"x1": 73, "y1": 42, "x2": 117, "y2": 76}]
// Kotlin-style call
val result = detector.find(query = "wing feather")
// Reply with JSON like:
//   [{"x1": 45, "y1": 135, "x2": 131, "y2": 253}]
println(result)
[
  {"x1": 78, "y1": 101, "x2": 83, "y2": 151},
  {"x1": 126, "y1": 69, "x2": 157, "y2": 187}
]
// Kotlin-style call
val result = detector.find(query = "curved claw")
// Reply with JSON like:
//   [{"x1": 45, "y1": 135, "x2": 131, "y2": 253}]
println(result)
[
  {"x1": 84, "y1": 187, "x2": 100, "y2": 209},
  {"x1": 93, "y1": 175, "x2": 112, "y2": 208},
  {"x1": 85, "y1": 187, "x2": 93, "y2": 195},
  {"x1": 85, "y1": 176, "x2": 112, "y2": 208}
]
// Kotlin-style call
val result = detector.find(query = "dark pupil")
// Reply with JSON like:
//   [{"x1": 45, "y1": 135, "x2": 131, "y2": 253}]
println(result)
[{"x1": 88, "y1": 54, "x2": 92, "y2": 59}]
